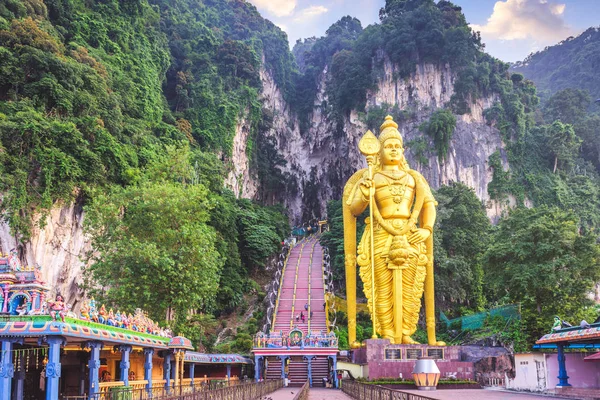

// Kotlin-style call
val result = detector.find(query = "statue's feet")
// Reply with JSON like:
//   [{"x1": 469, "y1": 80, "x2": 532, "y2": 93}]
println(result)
[
  {"x1": 402, "y1": 336, "x2": 420, "y2": 344},
  {"x1": 429, "y1": 340, "x2": 446, "y2": 346}
]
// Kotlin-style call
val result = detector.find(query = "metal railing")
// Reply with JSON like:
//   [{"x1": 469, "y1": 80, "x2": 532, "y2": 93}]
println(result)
[
  {"x1": 67, "y1": 379, "x2": 282, "y2": 400},
  {"x1": 292, "y1": 381, "x2": 309, "y2": 400},
  {"x1": 341, "y1": 380, "x2": 437, "y2": 400}
]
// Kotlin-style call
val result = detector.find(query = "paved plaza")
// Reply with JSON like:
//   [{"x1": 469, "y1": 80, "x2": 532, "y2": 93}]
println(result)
[
  {"x1": 401, "y1": 389, "x2": 572, "y2": 400},
  {"x1": 265, "y1": 388, "x2": 573, "y2": 400}
]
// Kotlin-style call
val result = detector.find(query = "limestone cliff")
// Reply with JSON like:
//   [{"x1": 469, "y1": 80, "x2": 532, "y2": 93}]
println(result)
[
  {"x1": 0, "y1": 202, "x2": 89, "y2": 307},
  {"x1": 253, "y1": 59, "x2": 510, "y2": 223},
  {"x1": 4, "y1": 58, "x2": 512, "y2": 303}
]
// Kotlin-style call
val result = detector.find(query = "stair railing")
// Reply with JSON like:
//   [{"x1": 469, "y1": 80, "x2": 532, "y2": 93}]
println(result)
[
  {"x1": 268, "y1": 243, "x2": 292, "y2": 333},
  {"x1": 289, "y1": 239, "x2": 309, "y2": 329}
]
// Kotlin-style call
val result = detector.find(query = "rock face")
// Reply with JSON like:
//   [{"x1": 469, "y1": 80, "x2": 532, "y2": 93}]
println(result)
[
  {"x1": 252, "y1": 58, "x2": 509, "y2": 223},
  {"x1": 7, "y1": 57, "x2": 511, "y2": 302},
  {"x1": 0, "y1": 202, "x2": 89, "y2": 307}
]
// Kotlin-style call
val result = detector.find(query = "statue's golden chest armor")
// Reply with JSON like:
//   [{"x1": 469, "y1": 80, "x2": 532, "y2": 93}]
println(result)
[{"x1": 373, "y1": 172, "x2": 416, "y2": 219}]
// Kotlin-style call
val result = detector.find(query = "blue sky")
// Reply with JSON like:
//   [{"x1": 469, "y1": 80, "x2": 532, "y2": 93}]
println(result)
[{"x1": 247, "y1": 0, "x2": 600, "y2": 62}]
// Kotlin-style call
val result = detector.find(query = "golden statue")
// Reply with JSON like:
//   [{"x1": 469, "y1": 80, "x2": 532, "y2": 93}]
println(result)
[{"x1": 343, "y1": 116, "x2": 444, "y2": 346}]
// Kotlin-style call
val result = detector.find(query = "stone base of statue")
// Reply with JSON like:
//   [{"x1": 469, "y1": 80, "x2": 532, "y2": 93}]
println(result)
[{"x1": 350, "y1": 339, "x2": 509, "y2": 382}]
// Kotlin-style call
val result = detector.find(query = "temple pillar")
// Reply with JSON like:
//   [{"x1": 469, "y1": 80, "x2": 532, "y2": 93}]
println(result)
[
  {"x1": 117, "y1": 345, "x2": 132, "y2": 386},
  {"x1": 557, "y1": 343, "x2": 571, "y2": 387},
  {"x1": 15, "y1": 350, "x2": 25, "y2": 400},
  {"x1": 173, "y1": 352, "x2": 181, "y2": 387},
  {"x1": 190, "y1": 363, "x2": 195, "y2": 387},
  {"x1": 328, "y1": 355, "x2": 338, "y2": 388},
  {"x1": 304, "y1": 355, "x2": 315, "y2": 387},
  {"x1": 44, "y1": 336, "x2": 66, "y2": 400},
  {"x1": 226, "y1": 364, "x2": 231, "y2": 380},
  {"x1": 161, "y1": 351, "x2": 172, "y2": 391},
  {"x1": 2, "y1": 286, "x2": 8, "y2": 313},
  {"x1": 277, "y1": 355, "x2": 289, "y2": 380},
  {"x1": 84, "y1": 341, "x2": 103, "y2": 396},
  {"x1": 254, "y1": 356, "x2": 262, "y2": 382},
  {"x1": 143, "y1": 348, "x2": 153, "y2": 395}
]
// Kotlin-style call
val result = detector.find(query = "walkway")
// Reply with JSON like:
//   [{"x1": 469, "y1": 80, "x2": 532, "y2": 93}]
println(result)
[{"x1": 265, "y1": 388, "x2": 352, "y2": 400}]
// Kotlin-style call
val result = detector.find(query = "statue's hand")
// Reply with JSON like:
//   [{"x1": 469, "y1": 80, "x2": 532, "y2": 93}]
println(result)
[
  {"x1": 359, "y1": 178, "x2": 373, "y2": 199},
  {"x1": 408, "y1": 228, "x2": 430, "y2": 244}
]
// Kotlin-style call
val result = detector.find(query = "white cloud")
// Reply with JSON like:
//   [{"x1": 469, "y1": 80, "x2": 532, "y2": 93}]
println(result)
[
  {"x1": 471, "y1": 0, "x2": 573, "y2": 42},
  {"x1": 293, "y1": 5, "x2": 329, "y2": 22},
  {"x1": 248, "y1": 0, "x2": 297, "y2": 17}
]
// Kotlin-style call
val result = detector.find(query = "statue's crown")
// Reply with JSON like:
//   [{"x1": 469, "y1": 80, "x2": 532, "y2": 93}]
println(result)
[{"x1": 379, "y1": 115, "x2": 403, "y2": 146}]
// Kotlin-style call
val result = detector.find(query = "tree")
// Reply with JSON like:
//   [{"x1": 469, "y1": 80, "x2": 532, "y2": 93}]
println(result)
[
  {"x1": 484, "y1": 206, "x2": 600, "y2": 343},
  {"x1": 419, "y1": 109, "x2": 456, "y2": 161},
  {"x1": 537, "y1": 121, "x2": 581, "y2": 173},
  {"x1": 433, "y1": 183, "x2": 490, "y2": 314},
  {"x1": 543, "y1": 88, "x2": 591, "y2": 125},
  {"x1": 85, "y1": 179, "x2": 223, "y2": 323}
]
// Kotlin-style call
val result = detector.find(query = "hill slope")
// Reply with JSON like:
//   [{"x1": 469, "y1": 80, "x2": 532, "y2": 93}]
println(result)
[{"x1": 511, "y1": 27, "x2": 600, "y2": 103}]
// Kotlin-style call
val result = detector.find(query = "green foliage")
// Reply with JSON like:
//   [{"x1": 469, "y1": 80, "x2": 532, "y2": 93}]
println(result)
[
  {"x1": 84, "y1": 173, "x2": 223, "y2": 322},
  {"x1": 484, "y1": 206, "x2": 600, "y2": 344},
  {"x1": 293, "y1": 1, "x2": 482, "y2": 127},
  {"x1": 419, "y1": 109, "x2": 456, "y2": 161},
  {"x1": 434, "y1": 183, "x2": 490, "y2": 314},
  {"x1": 512, "y1": 27, "x2": 600, "y2": 104}
]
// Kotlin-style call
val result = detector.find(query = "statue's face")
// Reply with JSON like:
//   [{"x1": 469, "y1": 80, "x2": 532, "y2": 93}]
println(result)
[{"x1": 381, "y1": 138, "x2": 404, "y2": 165}]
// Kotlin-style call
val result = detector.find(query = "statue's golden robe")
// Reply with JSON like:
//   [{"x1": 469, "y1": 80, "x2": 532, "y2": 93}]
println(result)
[{"x1": 353, "y1": 170, "x2": 435, "y2": 340}]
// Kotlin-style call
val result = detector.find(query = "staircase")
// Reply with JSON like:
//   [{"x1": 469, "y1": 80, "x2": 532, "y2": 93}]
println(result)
[
  {"x1": 289, "y1": 359, "x2": 308, "y2": 387},
  {"x1": 272, "y1": 236, "x2": 328, "y2": 334},
  {"x1": 312, "y1": 356, "x2": 330, "y2": 387},
  {"x1": 266, "y1": 359, "x2": 282, "y2": 380},
  {"x1": 261, "y1": 235, "x2": 334, "y2": 387}
]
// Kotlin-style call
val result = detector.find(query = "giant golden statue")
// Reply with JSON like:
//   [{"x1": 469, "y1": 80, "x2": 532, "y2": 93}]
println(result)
[{"x1": 343, "y1": 116, "x2": 444, "y2": 346}]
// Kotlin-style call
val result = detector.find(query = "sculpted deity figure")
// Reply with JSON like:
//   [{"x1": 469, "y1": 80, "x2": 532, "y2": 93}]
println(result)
[
  {"x1": 343, "y1": 116, "x2": 444, "y2": 346},
  {"x1": 48, "y1": 294, "x2": 67, "y2": 322}
]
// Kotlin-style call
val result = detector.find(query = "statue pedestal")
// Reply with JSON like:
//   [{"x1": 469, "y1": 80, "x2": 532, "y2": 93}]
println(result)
[{"x1": 353, "y1": 339, "x2": 474, "y2": 381}]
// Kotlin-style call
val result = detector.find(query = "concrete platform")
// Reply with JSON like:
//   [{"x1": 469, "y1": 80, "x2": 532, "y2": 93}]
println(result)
[{"x1": 401, "y1": 388, "x2": 572, "y2": 400}]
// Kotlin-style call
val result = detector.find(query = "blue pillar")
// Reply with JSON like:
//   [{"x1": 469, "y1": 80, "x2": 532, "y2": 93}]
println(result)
[
  {"x1": 15, "y1": 351, "x2": 25, "y2": 400},
  {"x1": 557, "y1": 343, "x2": 571, "y2": 387},
  {"x1": 304, "y1": 356, "x2": 314, "y2": 387},
  {"x1": 162, "y1": 351, "x2": 172, "y2": 391},
  {"x1": 278, "y1": 355, "x2": 289, "y2": 379},
  {"x1": 190, "y1": 363, "x2": 195, "y2": 388},
  {"x1": 117, "y1": 345, "x2": 132, "y2": 386},
  {"x1": 84, "y1": 341, "x2": 103, "y2": 397},
  {"x1": 143, "y1": 348, "x2": 153, "y2": 395},
  {"x1": 45, "y1": 336, "x2": 65, "y2": 400},
  {"x1": 0, "y1": 339, "x2": 20, "y2": 400},
  {"x1": 254, "y1": 356, "x2": 262, "y2": 382},
  {"x1": 226, "y1": 364, "x2": 231, "y2": 379},
  {"x1": 332, "y1": 355, "x2": 338, "y2": 388}
]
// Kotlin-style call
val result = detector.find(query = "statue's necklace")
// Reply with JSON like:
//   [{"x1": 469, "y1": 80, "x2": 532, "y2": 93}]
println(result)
[{"x1": 381, "y1": 172, "x2": 408, "y2": 204}]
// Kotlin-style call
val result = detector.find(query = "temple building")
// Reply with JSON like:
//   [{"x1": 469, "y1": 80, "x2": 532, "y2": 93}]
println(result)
[{"x1": 0, "y1": 253, "x2": 253, "y2": 400}]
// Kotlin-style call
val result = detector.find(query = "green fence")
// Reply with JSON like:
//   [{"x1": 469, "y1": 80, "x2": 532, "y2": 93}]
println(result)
[{"x1": 440, "y1": 304, "x2": 520, "y2": 331}]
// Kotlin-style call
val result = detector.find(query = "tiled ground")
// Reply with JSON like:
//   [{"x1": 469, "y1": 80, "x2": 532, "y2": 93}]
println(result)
[{"x1": 401, "y1": 389, "x2": 572, "y2": 400}]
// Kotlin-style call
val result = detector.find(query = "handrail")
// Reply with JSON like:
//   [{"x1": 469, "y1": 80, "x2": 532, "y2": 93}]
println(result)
[
  {"x1": 307, "y1": 241, "x2": 312, "y2": 332},
  {"x1": 290, "y1": 240, "x2": 308, "y2": 329},
  {"x1": 341, "y1": 380, "x2": 438, "y2": 400},
  {"x1": 86, "y1": 379, "x2": 282, "y2": 400},
  {"x1": 271, "y1": 245, "x2": 292, "y2": 332},
  {"x1": 293, "y1": 381, "x2": 310, "y2": 400}
]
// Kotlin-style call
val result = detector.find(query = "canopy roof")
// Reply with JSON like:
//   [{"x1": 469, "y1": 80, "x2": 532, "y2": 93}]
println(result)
[{"x1": 536, "y1": 323, "x2": 600, "y2": 345}]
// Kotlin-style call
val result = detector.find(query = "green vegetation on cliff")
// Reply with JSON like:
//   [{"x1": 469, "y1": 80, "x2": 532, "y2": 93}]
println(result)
[
  {"x1": 512, "y1": 27, "x2": 600, "y2": 103},
  {"x1": 0, "y1": 0, "x2": 294, "y2": 349}
]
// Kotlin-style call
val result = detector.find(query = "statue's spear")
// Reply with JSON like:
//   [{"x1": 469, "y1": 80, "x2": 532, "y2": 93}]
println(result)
[{"x1": 358, "y1": 130, "x2": 380, "y2": 339}]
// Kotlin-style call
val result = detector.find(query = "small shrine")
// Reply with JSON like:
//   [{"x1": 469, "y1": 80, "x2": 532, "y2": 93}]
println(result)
[{"x1": 0, "y1": 250, "x2": 49, "y2": 315}]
